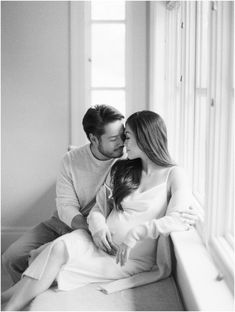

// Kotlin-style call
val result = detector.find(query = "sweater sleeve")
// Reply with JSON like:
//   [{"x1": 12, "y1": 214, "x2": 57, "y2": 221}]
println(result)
[
  {"x1": 56, "y1": 153, "x2": 82, "y2": 227},
  {"x1": 87, "y1": 173, "x2": 113, "y2": 236},
  {"x1": 123, "y1": 169, "x2": 192, "y2": 248}
]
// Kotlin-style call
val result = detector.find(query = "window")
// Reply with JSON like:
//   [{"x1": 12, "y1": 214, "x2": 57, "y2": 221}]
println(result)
[
  {"x1": 205, "y1": 1, "x2": 234, "y2": 291},
  {"x1": 70, "y1": 2, "x2": 147, "y2": 146},
  {"x1": 149, "y1": 1, "x2": 234, "y2": 291},
  {"x1": 90, "y1": 1, "x2": 126, "y2": 115}
]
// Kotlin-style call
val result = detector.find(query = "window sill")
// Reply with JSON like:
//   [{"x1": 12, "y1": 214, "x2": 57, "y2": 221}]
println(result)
[{"x1": 171, "y1": 229, "x2": 234, "y2": 311}]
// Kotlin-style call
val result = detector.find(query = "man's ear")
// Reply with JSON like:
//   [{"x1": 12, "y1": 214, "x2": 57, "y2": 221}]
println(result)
[{"x1": 89, "y1": 133, "x2": 98, "y2": 145}]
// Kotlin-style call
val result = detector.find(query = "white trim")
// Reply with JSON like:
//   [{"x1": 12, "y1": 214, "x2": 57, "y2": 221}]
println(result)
[
  {"x1": 126, "y1": 1, "x2": 147, "y2": 115},
  {"x1": 91, "y1": 20, "x2": 125, "y2": 24},
  {"x1": 148, "y1": 1, "x2": 167, "y2": 117}
]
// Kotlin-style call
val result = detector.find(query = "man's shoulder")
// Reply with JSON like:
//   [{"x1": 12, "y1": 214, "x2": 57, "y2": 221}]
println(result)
[
  {"x1": 67, "y1": 144, "x2": 90, "y2": 157},
  {"x1": 61, "y1": 144, "x2": 89, "y2": 164}
]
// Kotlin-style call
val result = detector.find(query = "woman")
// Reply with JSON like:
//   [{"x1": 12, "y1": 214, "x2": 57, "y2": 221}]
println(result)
[{"x1": 2, "y1": 111, "x2": 196, "y2": 311}]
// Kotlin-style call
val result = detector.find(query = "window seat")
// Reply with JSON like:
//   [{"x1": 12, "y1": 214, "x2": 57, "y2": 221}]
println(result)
[
  {"x1": 27, "y1": 275, "x2": 184, "y2": 311},
  {"x1": 171, "y1": 229, "x2": 234, "y2": 311}
]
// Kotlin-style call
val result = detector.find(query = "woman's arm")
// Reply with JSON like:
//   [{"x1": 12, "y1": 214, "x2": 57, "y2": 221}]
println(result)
[
  {"x1": 123, "y1": 167, "x2": 192, "y2": 248},
  {"x1": 116, "y1": 167, "x2": 197, "y2": 265}
]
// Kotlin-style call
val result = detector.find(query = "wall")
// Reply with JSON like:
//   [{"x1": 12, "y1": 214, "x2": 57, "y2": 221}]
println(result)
[{"x1": 1, "y1": 1, "x2": 70, "y2": 248}]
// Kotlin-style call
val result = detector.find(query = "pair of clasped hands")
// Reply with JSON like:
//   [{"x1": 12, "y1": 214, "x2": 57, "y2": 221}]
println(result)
[{"x1": 92, "y1": 206, "x2": 204, "y2": 267}]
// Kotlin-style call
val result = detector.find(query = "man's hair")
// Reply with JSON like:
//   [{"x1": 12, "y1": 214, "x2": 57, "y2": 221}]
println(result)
[{"x1": 82, "y1": 105, "x2": 124, "y2": 141}]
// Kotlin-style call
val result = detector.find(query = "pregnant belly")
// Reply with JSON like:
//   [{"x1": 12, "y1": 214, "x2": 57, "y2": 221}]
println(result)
[
  {"x1": 106, "y1": 210, "x2": 156, "y2": 264},
  {"x1": 106, "y1": 211, "x2": 135, "y2": 245}
]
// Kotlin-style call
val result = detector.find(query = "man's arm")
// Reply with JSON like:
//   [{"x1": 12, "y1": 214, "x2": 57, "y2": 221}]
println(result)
[
  {"x1": 56, "y1": 153, "x2": 83, "y2": 229},
  {"x1": 87, "y1": 175, "x2": 117, "y2": 254}
]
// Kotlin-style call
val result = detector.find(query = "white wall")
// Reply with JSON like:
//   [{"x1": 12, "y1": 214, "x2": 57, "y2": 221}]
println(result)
[{"x1": 1, "y1": 1, "x2": 70, "y2": 235}]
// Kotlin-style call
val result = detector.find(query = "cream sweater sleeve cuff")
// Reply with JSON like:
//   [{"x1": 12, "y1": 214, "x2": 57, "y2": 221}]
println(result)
[
  {"x1": 57, "y1": 205, "x2": 82, "y2": 228},
  {"x1": 87, "y1": 211, "x2": 108, "y2": 236}
]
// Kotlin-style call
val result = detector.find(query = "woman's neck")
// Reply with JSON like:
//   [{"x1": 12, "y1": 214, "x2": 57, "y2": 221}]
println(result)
[{"x1": 141, "y1": 156, "x2": 161, "y2": 175}]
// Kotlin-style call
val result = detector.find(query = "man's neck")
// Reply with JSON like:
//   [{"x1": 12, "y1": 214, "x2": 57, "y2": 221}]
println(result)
[{"x1": 90, "y1": 144, "x2": 111, "y2": 161}]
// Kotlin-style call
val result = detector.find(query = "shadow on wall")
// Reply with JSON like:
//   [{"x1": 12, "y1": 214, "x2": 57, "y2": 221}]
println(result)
[
  {"x1": 15, "y1": 183, "x2": 57, "y2": 227},
  {"x1": 1, "y1": 183, "x2": 57, "y2": 252}
]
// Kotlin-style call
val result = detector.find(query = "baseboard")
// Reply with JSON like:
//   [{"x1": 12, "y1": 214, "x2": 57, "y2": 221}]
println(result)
[{"x1": 1, "y1": 226, "x2": 31, "y2": 254}]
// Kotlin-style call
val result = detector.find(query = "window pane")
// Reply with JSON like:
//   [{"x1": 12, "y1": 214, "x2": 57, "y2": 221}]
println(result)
[
  {"x1": 193, "y1": 95, "x2": 207, "y2": 204},
  {"x1": 91, "y1": 90, "x2": 125, "y2": 115},
  {"x1": 91, "y1": 24, "x2": 125, "y2": 87},
  {"x1": 91, "y1": 1, "x2": 125, "y2": 20},
  {"x1": 193, "y1": 2, "x2": 209, "y2": 204},
  {"x1": 200, "y1": 2, "x2": 209, "y2": 88}
]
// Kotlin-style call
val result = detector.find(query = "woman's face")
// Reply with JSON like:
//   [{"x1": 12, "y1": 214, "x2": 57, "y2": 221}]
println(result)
[{"x1": 124, "y1": 124, "x2": 143, "y2": 159}]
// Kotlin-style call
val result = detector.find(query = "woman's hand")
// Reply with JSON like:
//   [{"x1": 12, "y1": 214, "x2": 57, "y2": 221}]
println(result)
[
  {"x1": 93, "y1": 227, "x2": 117, "y2": 255},
  {"x1": 116, "y1": 243, "x2": 131, "y2": 266},
  {"x1": 179, "y1": 206, "x2": 204, "y2": 226}
]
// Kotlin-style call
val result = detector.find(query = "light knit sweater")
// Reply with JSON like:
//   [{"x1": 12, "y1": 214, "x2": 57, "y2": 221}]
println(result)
[{"x1": 55, "y1": 144, "x2": 117, "y2": 227}]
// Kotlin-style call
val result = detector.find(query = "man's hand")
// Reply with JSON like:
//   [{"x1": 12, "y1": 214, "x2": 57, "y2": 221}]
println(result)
[
  {"x1": 179, "y1": 206, "x2": 204, "y2": 226},
  {"x1": 116, "y1": 243, "x2": 131, "y2": 266},
  {"x1": 93, "y1": 227, "x2": 117, "y2": 255},
  {"x1": 71, "y1": 214, "x2": 89, "y2": 231}
]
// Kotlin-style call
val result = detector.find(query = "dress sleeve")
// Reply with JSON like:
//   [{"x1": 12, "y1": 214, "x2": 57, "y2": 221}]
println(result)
[
  {"x1": 123, "y1": 167, "x2": 192, "y2": 248},
  {"x1": 56, "y1": 153, "x2": 82, "y2": 227},
  {"x1": 87, "y1": 173, "x2": 113, "y2": 236}
]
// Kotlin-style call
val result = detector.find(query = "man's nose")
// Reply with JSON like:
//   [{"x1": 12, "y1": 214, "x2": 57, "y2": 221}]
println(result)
[{"x1": 117, "y1": 136, "x2": 124, "y2": 146}]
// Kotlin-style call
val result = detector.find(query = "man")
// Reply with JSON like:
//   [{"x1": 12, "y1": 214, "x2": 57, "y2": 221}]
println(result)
[{"x1": 2, "y1": 105, "x2": 125, "y2": 283}]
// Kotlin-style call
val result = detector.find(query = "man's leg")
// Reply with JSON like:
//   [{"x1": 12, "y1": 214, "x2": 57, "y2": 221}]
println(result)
[{"x1": 2, "y1": 217, "x2": 70, "y2": 284}]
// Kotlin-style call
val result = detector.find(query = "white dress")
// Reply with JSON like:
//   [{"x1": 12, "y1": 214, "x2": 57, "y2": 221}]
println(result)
[{"x1": 23, "y1": 167, "x2": 190, "y2": 291}]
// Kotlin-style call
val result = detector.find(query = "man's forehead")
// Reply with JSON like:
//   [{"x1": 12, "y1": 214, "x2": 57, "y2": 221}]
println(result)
[{"x1": 103, "y1": 120, "x2": 124, "y2": 136}]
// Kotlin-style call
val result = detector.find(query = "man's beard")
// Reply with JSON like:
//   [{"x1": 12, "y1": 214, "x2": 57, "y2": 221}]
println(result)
[{"x1": 97, "y1": 144, "x2": 124, "y2": 159}]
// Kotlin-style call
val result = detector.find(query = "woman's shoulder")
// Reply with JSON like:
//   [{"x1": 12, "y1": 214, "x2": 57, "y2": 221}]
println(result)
[
  {"x1": 168, "y1": 165, "x2": 187, "y2": 177},
  {"x1": 167, "y1": 166, "x2": 190, "y2": 192}
]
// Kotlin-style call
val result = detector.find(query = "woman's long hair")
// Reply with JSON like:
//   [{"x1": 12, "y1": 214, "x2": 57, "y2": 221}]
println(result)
[{"x1": 111, "y1": 111, "x2": 175, "y2": 211}]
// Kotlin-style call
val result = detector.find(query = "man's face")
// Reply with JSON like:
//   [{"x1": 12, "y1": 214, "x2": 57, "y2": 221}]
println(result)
[{"x1": 97, "y1": 120, "x2": 125, "y2": 159}]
